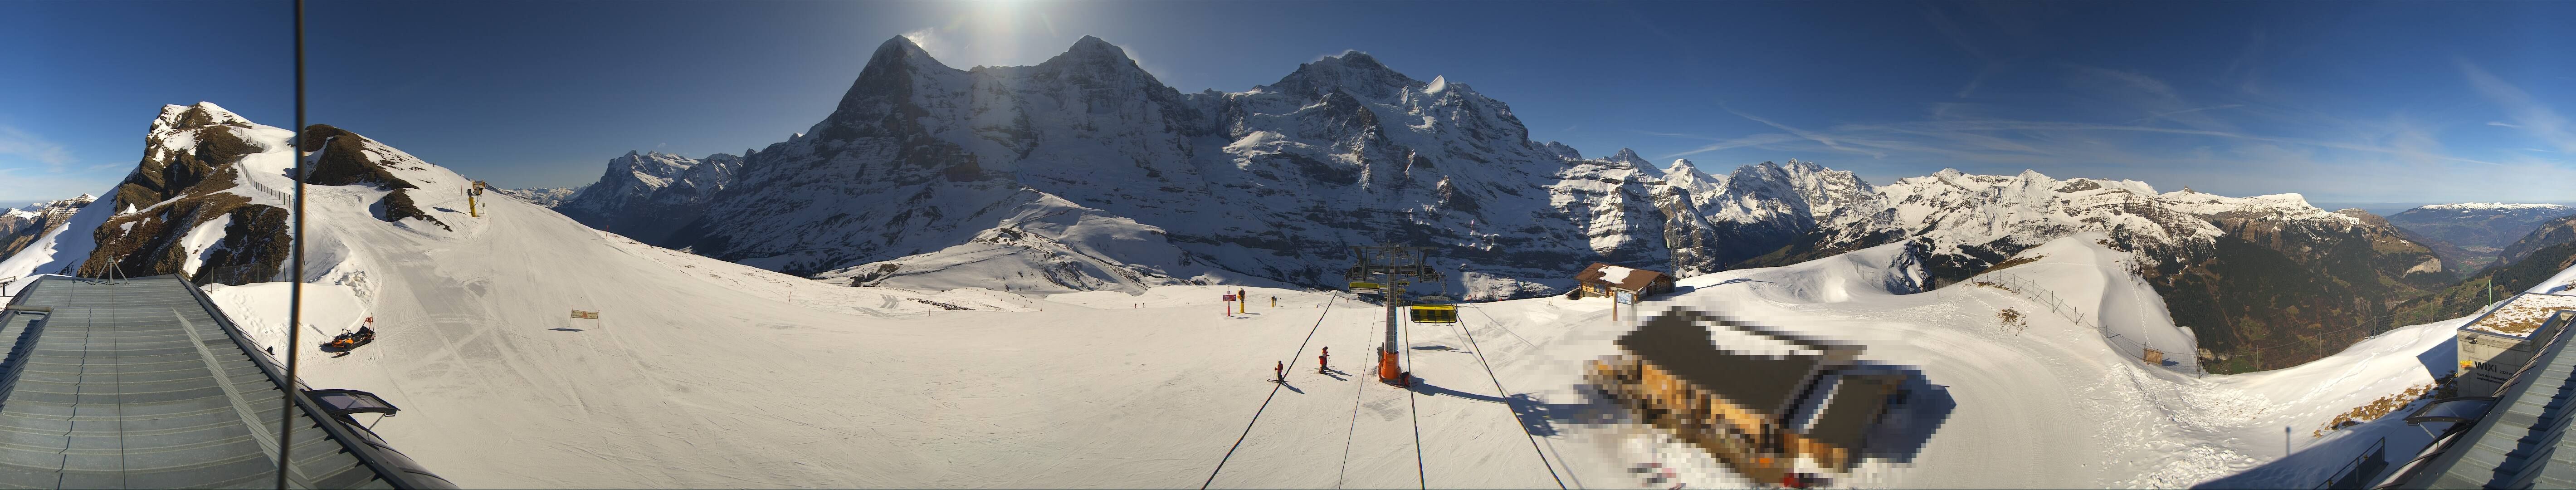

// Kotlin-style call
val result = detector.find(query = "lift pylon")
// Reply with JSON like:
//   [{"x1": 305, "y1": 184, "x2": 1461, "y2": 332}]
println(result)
[{"x1": 1348, "y1": 245, "x2": 1442, "y2": 387}]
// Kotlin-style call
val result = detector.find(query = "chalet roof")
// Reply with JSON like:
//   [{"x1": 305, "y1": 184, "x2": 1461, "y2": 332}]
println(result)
[
  {"x1": 1576, "y1": 262, "x2": 1670, "y2": 292},
  {"x1": 1615, "y1": 309, "x2": 1845, "y2": 416}
]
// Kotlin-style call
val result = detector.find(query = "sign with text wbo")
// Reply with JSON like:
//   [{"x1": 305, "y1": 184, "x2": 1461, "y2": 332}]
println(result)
[{"x1": 571, "y1": 309, "x2": 600, "y2": 319}]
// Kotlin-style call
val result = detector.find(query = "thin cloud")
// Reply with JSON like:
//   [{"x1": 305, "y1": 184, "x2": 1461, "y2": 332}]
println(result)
[
  {"x1": 1918, "y1": 5, "x2": 1991, "y2": 61},
  {"x1": 1653, "y1": 132, "x2": 1800, "y2": 158},
  {"x1": 1956, "y1": 60, "x2": 2008, "y2": 99},
  {"x1": 1725, "y1": 108, "x2": 1888, "y2": 158},
  {"x1": 2220, "y1": 30, "x2": 2266, "y2": 94},
  {"x1": 2459, "y1": 59, "x2": 2576, "y2": 153},
  {"x1": 0, "y1": 126, "x2": 76, "y2": 171},
  {"x1": 2490, "y1": 121, "x2": 2525, "y2": 128},
  {"x1": 2127, "y1": 104, "x2": 2244, "y2": 125}
]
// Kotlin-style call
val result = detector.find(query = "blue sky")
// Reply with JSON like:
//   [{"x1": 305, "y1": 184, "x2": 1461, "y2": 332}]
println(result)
[{"x1": 4, "y1": 1, "x2": 2572, "y2": 207}]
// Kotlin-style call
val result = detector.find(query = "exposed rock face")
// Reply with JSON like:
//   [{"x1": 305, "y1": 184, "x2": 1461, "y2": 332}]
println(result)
[
  {"x1": 82, "y1": 103, "x2": 299, "y2": 284},
  {"x1": 556, "y1": 151, "x2": 740, "y2": 243},
  {"x1": 299, "y1": 125, "x2": 449, "y2": 231},
  {"x1": 29, "y1": 103, "x2": 463, "y2": 286},
  {"x1": 2386, "y1": 203, "x2": 2572, "y2": 270}
]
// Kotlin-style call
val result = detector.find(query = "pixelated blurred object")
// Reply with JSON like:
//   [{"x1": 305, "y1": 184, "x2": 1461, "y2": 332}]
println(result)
[{"x1": 1590, "y1": 306, "x2": 1929, "y2": 484}]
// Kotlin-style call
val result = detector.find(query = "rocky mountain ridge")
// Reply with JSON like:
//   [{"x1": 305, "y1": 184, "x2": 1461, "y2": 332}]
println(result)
[
  {"x1": 543, "y1": 36, "x2": 2450, "y2": 370},
  {"x1": 2387, "y1": 202, "x2": 2574, "y2": 270}
]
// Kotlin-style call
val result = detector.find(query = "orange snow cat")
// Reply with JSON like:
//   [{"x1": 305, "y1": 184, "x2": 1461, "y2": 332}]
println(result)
[{"x1": 323, "y1": 326, "x2": 376, "y2": 352}]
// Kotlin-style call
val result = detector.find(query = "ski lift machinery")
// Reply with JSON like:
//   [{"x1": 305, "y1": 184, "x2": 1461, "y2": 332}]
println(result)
[{"x1": 1347, "y1": 245, "x2": 1443, "y2": 386}]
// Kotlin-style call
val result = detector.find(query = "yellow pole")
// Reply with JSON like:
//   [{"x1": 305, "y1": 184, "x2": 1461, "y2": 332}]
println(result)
[{"x1": 467, "y1": 188, "x2": 478, "y2": 218}]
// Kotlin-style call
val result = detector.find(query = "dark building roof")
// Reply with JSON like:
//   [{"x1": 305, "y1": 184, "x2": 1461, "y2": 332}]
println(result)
[
  {"x1": 0, "y1": 275, "x2": 454, "y2": 489},
  {"x1": 2392, "y1": 309, "x2": 2576, "y2": 488},
  {"x1": 1576, "y1": 263, "x2": 1672, "y2": 292},
  {"x1": 1616, "y1": 310, "x2": 1834, "y2": 416}
]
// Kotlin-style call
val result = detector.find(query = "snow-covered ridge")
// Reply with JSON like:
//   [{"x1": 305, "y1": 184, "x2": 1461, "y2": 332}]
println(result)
[
  {"x1": 2420, "y1": 202, "x2": 2571, "y2": 211},
  {"x1": 2156, "y1": 187, "x2": 2356, "y2": 223}
]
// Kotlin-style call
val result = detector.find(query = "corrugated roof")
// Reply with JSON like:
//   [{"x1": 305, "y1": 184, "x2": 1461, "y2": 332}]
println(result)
[
  {"x1": 2399, "y1": 309, "x2": 2576, "y2": 488},
  {"x1": 0, "y1": 275, "x2": 452, "y2": 489}
]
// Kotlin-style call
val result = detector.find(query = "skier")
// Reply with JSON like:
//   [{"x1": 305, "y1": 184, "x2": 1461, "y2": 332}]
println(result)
[
  {"x1": 1271, "y1": 296, "x2": 1277, "y2": 308},
  {"x1": 1274, "y1": 361, "x2": 1285, "y2": 382},
  {"x1": 1317, "y1": 347, "x2": 1330, "y2": 374}
]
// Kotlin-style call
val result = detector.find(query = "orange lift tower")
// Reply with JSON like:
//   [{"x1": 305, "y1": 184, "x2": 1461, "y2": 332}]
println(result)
[{"x1": 1347, "y1": 245, "x2": 1441, "y2": 387}]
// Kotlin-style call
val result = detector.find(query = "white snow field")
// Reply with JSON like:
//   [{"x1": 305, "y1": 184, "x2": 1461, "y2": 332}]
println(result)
[{"x1": 0, "y1": 109, "x2": 2485, "y2": 486}]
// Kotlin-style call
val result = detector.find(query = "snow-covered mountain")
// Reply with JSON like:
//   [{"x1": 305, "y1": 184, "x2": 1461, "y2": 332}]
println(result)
[
  {"x1": 1653, "y1": 158, "x2": 1876, "y2": 276},
  {"x1": 0, "y1": 194, "x2": 96, "y2": 260},
  {"x1": 546, "y1": 36, "x2": 1884, "y2": 299},
  {"x1": 497, "y1": 186, "x2": 582, "y2": 207},
  {"x1": 544, "y1": 35, "x2": 2449, "y2": 370},
  {"x1": 555, "y1": 151, "x2": 740, "y2": 243},
  {"x1": 2387, "y1": 202, "x2": 2574, "y2": 270},
  {"x1": 0, "y1": 103, "x2": 475, "y2": 289},
  {"x1": 1735, "y1": 169, "x2": 2450, "y2": 371},
  {"x1": 602, "y1": 35, "x2": 1687, "y2": 298},
  {"x1": 0, "y1": 103, "x2": 2513, "y2": 488}
]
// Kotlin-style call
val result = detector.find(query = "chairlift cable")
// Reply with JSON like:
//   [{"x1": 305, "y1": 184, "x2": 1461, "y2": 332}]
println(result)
[
  {"x1": 1453, "y1": 306, "x2": 1567, "y2": 489},
  {"x1": 1202, "y1": 294, "x2": 1341, "y2": 489}
]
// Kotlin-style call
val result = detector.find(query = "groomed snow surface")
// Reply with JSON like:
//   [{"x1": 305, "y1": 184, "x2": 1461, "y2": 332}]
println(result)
[{"x1": 1, "y1": 137, "x2": 2474, "y2": 486}]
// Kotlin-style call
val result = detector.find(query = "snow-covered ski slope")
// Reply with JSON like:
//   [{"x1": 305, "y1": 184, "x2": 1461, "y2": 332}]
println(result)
[{"x1": 1, "y1": 144, "x2": 2487, "y2": 487}]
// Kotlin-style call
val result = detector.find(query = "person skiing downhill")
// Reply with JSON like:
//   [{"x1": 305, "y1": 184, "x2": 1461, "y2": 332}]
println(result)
[
  {"x1": 1274, "y1": 361, "x2": 1285, "y2": 382},
  {"x1": 1317, "y1": 347, "x2": 1330, "y2": 374}
]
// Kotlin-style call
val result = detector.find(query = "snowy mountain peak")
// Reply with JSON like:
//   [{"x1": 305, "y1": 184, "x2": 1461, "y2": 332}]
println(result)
[
  {"x1": 1271, "y1": 50, "x2": 1420, "y2": 100},
  {"x1": 1063, "y1": 34, "x2": 1122, "y2": 57},
  {"x1": 1606, "y1": 148, "x2": 1650, "y2": 167},
  {"x1": 1541, "y1": 142, "x2": 1582, "y2": 160},
  {"x1": 872, "y1": 34, "x2": 941, "y2": 68},
  {"x1": 151, "y1": 102, "x2": 252, "y2": 132},
  {"x1": 1040, "y1": 35, "x2": 1146, "y2": 69}
]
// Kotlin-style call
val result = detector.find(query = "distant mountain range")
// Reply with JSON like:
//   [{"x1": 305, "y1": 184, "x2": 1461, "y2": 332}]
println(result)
[
  {"x1": 0, "y1": 38, "x2": 2498, "y2": 374},
  {"x1": 2385, "y1": 203, "x2": 2575, "y2": 270},
  {"x1": 528, "y1": 36, "x2": 2455, "y2": 372}
]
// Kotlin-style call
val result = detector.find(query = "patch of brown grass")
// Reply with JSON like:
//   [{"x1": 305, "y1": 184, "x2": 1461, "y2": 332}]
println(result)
[
  {"x1": 2313, "y1": 379, "x2": 2447, "y2": 437},
  {"x1": 1997, "y1": 308, "x2": 2028, "y2": 335},
  {"x1": 1981, "y1": 255, "x2": 2046, "y2": 274}
]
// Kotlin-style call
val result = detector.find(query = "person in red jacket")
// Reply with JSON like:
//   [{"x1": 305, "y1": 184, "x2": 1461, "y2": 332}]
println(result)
[
  {"x1": 1274, "y1": 361, "x2": 1285, "y2": 382},
  {"x1": 1317, "y1": 347, "x2": 1331, "y2": 374}
]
